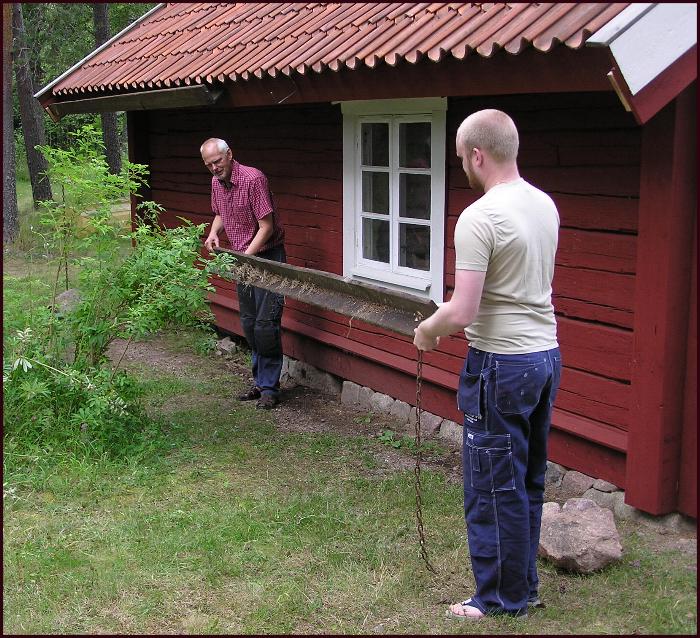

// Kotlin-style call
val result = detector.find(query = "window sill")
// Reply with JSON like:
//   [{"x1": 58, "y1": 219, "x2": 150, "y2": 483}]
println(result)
[{"x1": 350, "y1": 268, "x2": 431, "y2": 293}]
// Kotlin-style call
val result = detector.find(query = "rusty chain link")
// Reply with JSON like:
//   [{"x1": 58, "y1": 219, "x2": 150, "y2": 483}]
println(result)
[{"x1": 414, "y1": 350, "x2": 437, "y2": 574}]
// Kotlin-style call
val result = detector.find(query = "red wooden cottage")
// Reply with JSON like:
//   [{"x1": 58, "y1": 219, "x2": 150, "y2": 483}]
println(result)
[{"x1": 36, "y1": 3, "x2": 697, "y2": 518}]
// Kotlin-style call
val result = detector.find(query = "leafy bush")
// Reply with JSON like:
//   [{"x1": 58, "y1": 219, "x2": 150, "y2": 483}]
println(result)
[{"x1": 3, "y1": 125, "x2": 234, "y2": 482}]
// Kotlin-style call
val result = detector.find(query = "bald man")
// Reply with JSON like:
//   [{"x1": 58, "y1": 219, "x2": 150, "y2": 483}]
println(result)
[{"x1": 414, "y1": 110, "x2": 561, "y2": 619}]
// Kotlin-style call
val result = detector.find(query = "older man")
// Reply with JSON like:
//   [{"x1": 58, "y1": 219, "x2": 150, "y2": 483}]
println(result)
[
  {"x1": 414, "y1": 110, "x2": 561, "y2": 619},
  {"x1": 201, "y1": 138, "x2": 286, "y2": 409}
]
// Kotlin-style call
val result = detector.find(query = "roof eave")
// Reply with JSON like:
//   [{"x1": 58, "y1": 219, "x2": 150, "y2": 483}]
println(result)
[{"x1": 42, "y1": 84, "x2": 223, "y2": 122}]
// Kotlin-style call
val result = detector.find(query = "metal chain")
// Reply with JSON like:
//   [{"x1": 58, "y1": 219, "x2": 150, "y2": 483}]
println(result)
[{"x1": 414, "y1": 350, "x2": 437, "y2": 574}]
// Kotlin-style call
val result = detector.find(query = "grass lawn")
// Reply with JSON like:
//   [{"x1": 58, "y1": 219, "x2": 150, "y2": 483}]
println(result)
[{"x1": 3, "y1": 244, "x2": 697, "y2": 634}]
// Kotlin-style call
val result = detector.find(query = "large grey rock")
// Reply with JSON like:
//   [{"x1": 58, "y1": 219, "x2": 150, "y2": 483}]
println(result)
[
  {"x1": 216, "y1": 337, "x2": 238, "y2": 356},
  {"x1": 539, "y1": 498, "x2": 623, "y2": 573},
  {"x1": 54, "y1": 288, "x2": 82, "y2": 315},
  {"x1": 341, "y1": 381, "x2": 361, "y2": 407}
]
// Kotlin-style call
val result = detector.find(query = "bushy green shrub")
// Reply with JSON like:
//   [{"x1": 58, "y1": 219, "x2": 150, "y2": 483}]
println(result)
[{"x1": 3, "y1": 125, "x2": 235, "y2": 481}]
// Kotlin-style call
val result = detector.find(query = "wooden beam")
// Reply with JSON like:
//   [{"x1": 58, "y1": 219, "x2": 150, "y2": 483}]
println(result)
[{"x1": 625, "y1": 85, "x2": 697, "y2": 514}]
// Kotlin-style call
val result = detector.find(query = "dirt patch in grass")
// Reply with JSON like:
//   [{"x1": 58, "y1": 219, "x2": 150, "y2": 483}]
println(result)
[
  {"x1": 107, "y1": 332, "x2": 696, "y2": 558},
  {"x1": 107, "y1": 334, "x2": 464, "y2": 485}
]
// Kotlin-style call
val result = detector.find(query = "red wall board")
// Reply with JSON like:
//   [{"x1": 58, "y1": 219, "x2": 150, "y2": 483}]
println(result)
[
  {"x1": 626, "y1": 89, "x2": 697, "y2": 514},
  {"x1": 554, "y1": 299, "x2": 633, "y2": 331},
  {"x1": 677, "y1": 227, "x2": 697, "y2": 518},
  {"x1": 557, "y1": 229, "x2": 636, "y2": 274},
  {"x1": 548, "y1": 428, "x2": 626, "y2": 489},
  {"x1": 557, "y1": 318, "x2": 632, "y2": 382},
  {"x1": 554, "y1": 193, "x2": 638, "y2": 233}
]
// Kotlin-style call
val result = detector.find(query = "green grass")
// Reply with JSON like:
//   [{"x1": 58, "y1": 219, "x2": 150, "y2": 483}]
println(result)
[{"x1": 3, "y1": 248, "x2": 697, "y2": 634}]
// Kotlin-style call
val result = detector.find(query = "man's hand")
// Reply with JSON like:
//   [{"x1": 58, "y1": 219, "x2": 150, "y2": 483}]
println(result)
[
  {"x1": 204, "y1": 233, "x2": 220, "y2": 252},
  {"x1": 413, "y1": 323, "x2": 440, "y2": 352}
]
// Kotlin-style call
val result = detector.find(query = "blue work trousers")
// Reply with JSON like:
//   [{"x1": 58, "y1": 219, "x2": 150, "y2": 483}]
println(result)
[
  {"x1": 237, "y1": 245, "x2": 286, "y2": 399},
  {"x1": 458, "y1": 346, "x2": 561, "y2": 616}
]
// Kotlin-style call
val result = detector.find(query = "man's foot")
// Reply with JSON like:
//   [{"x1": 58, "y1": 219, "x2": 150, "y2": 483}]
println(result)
[
  {"x1": 446, "y1": 599, "x2": 485, "y2": 620},
  {"x1": 238, "y1": 386, "x2": 261, "y2": 401},
  {"x1": 446, "y1": 598, "x2": 529, "y2": 620},
  {"x1": 256, "y1": 394, "x2": 279, "y2": 410}
]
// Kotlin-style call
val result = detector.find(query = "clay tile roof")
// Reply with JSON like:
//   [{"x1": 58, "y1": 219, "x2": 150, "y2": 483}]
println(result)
[{"x1": 41, "y1": 2, "x2": 630, "y2": 98}]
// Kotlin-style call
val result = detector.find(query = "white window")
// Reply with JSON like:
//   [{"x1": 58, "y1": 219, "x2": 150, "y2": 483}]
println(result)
[{"x1": 342, "y1": 98, "x2": 446, "y2": 302}]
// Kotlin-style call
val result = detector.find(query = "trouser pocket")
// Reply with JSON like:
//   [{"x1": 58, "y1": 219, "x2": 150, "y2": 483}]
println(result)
[{"x1": 465, "y1": 428, "x2": 515, "y2": 493}]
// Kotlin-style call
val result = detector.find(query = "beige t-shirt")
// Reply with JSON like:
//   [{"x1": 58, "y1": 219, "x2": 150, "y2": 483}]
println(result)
[{"x1": 454, "y1": 178, "x2": 559, "y2": 354}]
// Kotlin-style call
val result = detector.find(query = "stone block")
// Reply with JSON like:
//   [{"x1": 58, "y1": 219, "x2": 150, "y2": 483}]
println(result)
[
  {"x1": 438, "y1": 420, "x2": 463, "y2": 447},
  {"x1": 583, "y1": 488, "x2": 616, "y2": 511},
  {"x1": 418, "y1": 411, "x2": 443, "y2": 438},
  {"x1": 286, "y1": 359, "x2": 342, "y2": 396},
  {"x1": 358, "y1": 386, "x2": 374, "y2": 411},
  {"x1": 642, "y1": 511, "x2": 698, "y2": 534},
  {"x1": 370, "y1": 392, "x2": 395, "y2": 414},
  {"x1": 592, "y1": 479, "x2": 618, "y2": 493},
  {"x1": 341, "y1": 381, "x2": 360, "y2": 407},
  {"x1": 545, "y1": 462, "x2": 566, "y2": 488},
  {"x1": 559, "y1": 470, "x2": 596, "y2": 499},
  {"x1": 389, "y1": 399, "x2": 412, "y2": 424},
  {"x1": 612, "y1": 491, "x2": 642, "y2": 521}
]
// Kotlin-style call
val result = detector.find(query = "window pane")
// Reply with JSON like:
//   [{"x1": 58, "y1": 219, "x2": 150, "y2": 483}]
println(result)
[
  {"x1": 399, "y1": 173, "x2": 431, "y2": 220},
  {"x1": 399, "y1": 122, "x2": 431, "y2": 168},
  {"x1": 362, "y1": 171, "x2": 389, "y2": 214},
  {"x1": 361, "y1": 123, "x2": 389, "y2": 167},
  {"x1": 362, "y1": 218, "x2": 390, "y2": 263},
  {"x1": 400, "y1": 223, "x2": 430, "y2": 271}
]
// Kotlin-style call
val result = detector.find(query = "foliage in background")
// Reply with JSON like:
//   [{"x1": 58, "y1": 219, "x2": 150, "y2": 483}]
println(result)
[
  {"x1": 15, "y1": 3, "x2": 157, "y2": 151},
  {"x1": 3, "y1": 124, "x2": 233, "y2": 482}
]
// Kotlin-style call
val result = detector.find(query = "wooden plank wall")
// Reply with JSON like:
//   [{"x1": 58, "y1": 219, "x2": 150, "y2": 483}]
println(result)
[{"x1": 144, "y1": 92, "x2": 641, "y2": 489}]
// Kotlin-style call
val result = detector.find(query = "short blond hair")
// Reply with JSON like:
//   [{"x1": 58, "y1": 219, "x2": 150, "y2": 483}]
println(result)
[{"x1": 456, "y1": 109, "x2": 519, "y2": 164}]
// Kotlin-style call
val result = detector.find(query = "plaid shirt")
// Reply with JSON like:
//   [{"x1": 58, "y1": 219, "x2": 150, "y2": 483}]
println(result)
[{"x1": 211, "y1": 160, "x2": 284, "y2": 252}]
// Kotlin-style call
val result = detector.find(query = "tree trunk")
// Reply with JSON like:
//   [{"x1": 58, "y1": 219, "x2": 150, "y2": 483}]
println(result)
[
  {"x1": 93, "y1": 3, "x2": 121, "y2": 175},
  {"x1": 12, "y1": 3, "x2": 52, "y2": 206},
  {"x1": 4, "y1": 4, "x2": 19, "y2": 243}
]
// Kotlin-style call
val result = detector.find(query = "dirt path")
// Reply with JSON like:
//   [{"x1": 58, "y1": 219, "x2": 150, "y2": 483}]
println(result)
[{"x1": 107, "y1": 334, "x2": 464, "y2": 483}]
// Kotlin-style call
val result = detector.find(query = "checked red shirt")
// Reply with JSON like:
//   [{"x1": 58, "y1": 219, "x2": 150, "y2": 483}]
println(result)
[{"x1": 210, "y1": 160, "x2": 284, "y2": 252}]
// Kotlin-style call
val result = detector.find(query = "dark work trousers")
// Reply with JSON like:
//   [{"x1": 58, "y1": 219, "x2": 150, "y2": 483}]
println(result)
[
  {"x1": 458, "y1": 346, "x2": 562, "y2": 616},
  {"x1": 236, "y1": 245, "x2": 286, "y2": 399}
]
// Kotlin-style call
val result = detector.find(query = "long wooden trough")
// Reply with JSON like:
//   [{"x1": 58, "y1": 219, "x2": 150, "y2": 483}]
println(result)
[{"x1": 213, "y1": 248, "x2": 438, "y2": 337}]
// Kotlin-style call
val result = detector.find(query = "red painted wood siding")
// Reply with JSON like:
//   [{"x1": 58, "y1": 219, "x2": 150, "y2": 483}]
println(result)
[{"x1": 139, "y1": 91, "x2": 643, "y2": 496}]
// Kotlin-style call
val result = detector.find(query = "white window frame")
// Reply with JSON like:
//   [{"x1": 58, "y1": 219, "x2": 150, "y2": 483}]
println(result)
[{"x1": 341, "y1": 98, "x2": 446, "y2": 303}]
